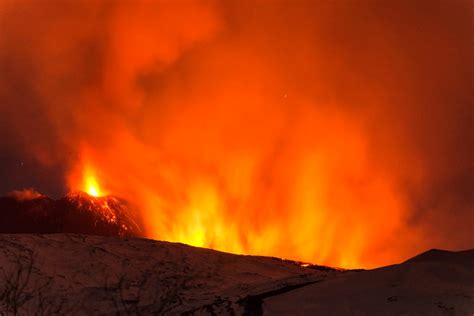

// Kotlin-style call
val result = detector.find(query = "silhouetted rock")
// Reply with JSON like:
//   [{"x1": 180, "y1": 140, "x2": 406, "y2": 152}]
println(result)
[
  {"x1": 263, "y1": 249, "x2": 474, "y2": 315},
  {"x1": 0, "y1": 191, "x2": 142, "y2": 237},
  {"x1": 404, "y1": 248, "x2": 474, "y2": 266}
]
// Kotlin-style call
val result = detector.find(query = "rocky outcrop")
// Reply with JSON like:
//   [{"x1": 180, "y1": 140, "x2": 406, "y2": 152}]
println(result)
[{"x1": 0, "y1": 191, "x2": 142, "y2": 237}]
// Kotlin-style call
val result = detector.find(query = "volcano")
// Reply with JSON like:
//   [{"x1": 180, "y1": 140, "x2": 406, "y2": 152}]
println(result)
[{"x1": 0, "y1": 191, "x2": 142, "y2": 237}]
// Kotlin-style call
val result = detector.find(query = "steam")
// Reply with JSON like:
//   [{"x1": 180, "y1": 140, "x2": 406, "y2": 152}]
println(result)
[
  {"x1": 0, "y1": 1, "x2": 472, "y2": 268},
  {"x1": 8, "y1": 189, "x2": 44, "y2": 201}
]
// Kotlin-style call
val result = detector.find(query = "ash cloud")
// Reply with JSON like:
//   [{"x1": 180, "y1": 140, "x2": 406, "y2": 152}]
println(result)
[{"x1": 0, "y1": 0, "x2": 472, "y2": 267}]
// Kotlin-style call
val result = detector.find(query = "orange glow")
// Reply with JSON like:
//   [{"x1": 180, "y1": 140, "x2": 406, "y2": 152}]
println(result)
[
  {"x1": 84, "y1": 174, "x2": 101, "y2": 197},
  {"x1": 50, "y1": 2, "x2": 411, "y2": 269},
  {"x1": 2, "y1": 1, "x2": 471, "y2": 269},
  {"x1": 69, "y1": 162, "x2": 106, "y2": 198},
  {"x1": 66, "y1": 110, "x2": 408, "y2": 269}
]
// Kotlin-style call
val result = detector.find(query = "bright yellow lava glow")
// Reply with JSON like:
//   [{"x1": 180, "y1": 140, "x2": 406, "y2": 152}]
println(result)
[{"x1": 83, "y1": 168, "x2": 103, "y2": 197}]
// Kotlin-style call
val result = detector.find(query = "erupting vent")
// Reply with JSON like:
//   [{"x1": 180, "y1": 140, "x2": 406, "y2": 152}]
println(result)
[
  {"x1": 0, "y1": 190, "x2": 142, "y2": 237},
  {"x1": 0, "y1": 0, "x2": 471, "y2": 270}
]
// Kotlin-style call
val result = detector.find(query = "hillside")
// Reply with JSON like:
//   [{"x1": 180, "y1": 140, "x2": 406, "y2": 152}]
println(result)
[
  {"x1": 264, "y1": 249, "x2": 474, "y2": 315},
  {"x1": 0, "y1": 234, "x2": 472, "y2": 315},
  {"x1": 0, "y1": 234, "x2": 337, "y2": 315}
]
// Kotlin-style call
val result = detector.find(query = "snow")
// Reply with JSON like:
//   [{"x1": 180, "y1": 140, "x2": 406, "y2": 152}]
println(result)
[
  {"x1": 0, "y1": 234, "x2": 471, "y2": 315},
  {"x1": 0, "y1": 234, "x2": 334, "y2": 315},
  {"x1": 263, "y1": 249, "x2": 474, "y2": 316}
]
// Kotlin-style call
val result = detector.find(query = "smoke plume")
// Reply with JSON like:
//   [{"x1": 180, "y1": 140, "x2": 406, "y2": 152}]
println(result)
[{"x1": 0, "y1": 0, "x2": 472, "y2": 268}]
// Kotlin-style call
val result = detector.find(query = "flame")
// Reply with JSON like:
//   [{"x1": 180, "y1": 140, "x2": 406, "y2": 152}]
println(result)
[
  {"x1": 84, "y1": 174, "x2": 101, "y2": 197},
  {"x1": 3, "y1": 1, "x2": 471, "y2": 269},
  {"x1": 69, "y1": 162, "x2": 105, "y2": 198}
]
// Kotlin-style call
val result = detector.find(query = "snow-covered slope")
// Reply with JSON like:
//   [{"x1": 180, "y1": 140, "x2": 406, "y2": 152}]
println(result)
[
  {"x1": 0, "y1": 234, "x2": 471, "y2": 315},
  {"x1": 264, "y1": 249, "x2": 474, "y2": 316},
  {"x1": 0, "y1": 234, "x2": 337, "y2": 315}
]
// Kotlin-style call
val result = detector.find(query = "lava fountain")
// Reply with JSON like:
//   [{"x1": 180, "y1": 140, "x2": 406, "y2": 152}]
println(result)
[
  {"x1": 1, "y1": 1, "x2": 472, "y2": 269},
  {"x1": 83, "y1": 168, "x2": 102, "y2": 197}
]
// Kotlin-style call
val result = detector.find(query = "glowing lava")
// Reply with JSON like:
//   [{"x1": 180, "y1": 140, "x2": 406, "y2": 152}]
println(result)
[
  {"x1": 71, "y1": 164, "x2": 105, "y2": 198},
  {"x1": 85, "y1": 175, "x2": 101, "y2": 197}
]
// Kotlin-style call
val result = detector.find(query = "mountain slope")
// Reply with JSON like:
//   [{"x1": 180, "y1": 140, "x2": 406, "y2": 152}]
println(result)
[
  {"x1": 263, "y1": 249, "x2": 474, "y2": 315},
  {"x1": 0, "y1": 234, "x2": 471, "y2": 315},
  {"x1": 0, "y1": 234, "x2": 338, "y2": 315},
  {"x1": 0, "y1": 192, "x2": 142, "y2": 237}
]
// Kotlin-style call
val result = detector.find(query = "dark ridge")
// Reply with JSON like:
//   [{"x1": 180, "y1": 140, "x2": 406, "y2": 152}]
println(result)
[
  {"x1": 0, "y1": 191, "x2": 143, "y2": 237},
  {"x1": 404, "y1": 248, "x2": 474, "y2": 265},
  {"x1": 277, "y1": 257, "x2": 342, "y2": 272}
]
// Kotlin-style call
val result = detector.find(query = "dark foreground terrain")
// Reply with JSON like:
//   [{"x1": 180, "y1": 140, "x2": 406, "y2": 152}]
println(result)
[
  {"x1": 0, "y1": 234, "x2": 472, "y2": 315},
  {"x1": 264, "y1": 249, "x2": 474, "y2": 315}
]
